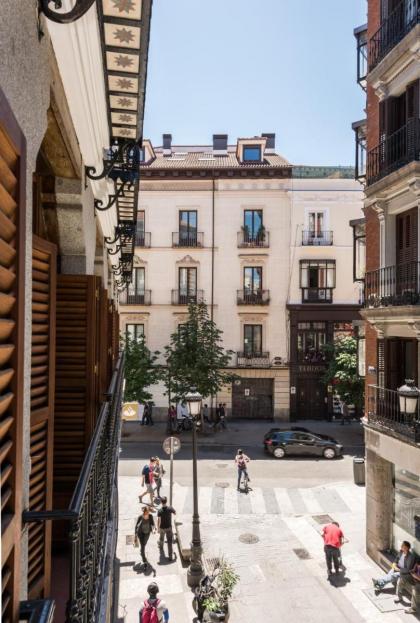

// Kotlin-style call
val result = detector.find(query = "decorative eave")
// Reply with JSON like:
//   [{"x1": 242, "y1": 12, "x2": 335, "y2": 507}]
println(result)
[{"x1": 140, "y1": 167, "x2": 292, "y2": 180}]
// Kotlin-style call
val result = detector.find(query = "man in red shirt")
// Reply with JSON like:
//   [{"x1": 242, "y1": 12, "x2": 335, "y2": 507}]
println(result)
[{"x1": 321, "y1": 521, "x2": 344, "y2": 576}]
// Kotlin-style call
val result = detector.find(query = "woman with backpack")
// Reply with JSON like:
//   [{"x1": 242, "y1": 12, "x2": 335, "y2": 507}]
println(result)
[
  {"x1": 135, "y1": 506, "x2": 156, "y2": 567},
  {"x1": 139, "y1": 582, "x2": 169, "y2": 623}
]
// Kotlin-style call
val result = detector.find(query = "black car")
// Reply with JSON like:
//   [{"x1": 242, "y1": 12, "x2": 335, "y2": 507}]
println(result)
[{"x1": 263, "y1": 430, "x2": 343, "y2": 459}]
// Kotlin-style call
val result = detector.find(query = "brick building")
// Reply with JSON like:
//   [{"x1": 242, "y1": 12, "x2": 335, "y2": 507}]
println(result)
[{"x1": 354, "y1": 0, "x2": 420, "y2": 566}]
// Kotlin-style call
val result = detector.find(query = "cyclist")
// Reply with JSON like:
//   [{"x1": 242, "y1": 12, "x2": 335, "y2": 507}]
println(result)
[{"x1": 235, "y1": 449, "x2": 250, "y2": 491}]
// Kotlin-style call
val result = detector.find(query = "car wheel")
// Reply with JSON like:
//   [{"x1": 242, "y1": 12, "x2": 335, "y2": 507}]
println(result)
[
  {"x1": 323, "y1": 447, "x2": 336, "y2": 460},
  {"x1": 273, "y1": 447, "x2": 285, "y2": 459}
]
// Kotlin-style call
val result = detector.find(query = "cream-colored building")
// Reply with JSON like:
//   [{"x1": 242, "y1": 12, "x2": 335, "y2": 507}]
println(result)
[{"x1": 119, "y1": 137, "x2": 364, "y2": 421}]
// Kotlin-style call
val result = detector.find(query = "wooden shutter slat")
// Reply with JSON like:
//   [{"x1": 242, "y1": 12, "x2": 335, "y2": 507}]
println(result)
[
  {"x1": 0, "y1": 393, "x2": 14, "y2": 417},
  {"x1": 0, "y1": 155, "x2": 16, "y2": 195},
  {"x1": 1, "y1": 462, "x2": 12, "y2": 486},
  {"x1": 0, "y1": 415, "x2": 13, "y2": 438}
]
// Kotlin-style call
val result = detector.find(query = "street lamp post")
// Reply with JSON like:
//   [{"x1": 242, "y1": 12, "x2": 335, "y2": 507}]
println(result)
[{"x1": 185, "y1": 388, "x2": 204, "y2": 587}]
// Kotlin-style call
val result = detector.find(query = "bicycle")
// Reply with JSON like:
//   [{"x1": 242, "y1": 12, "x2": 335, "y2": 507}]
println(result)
[{"x1": 238, "y1": 469, "x2": 252, "y2": 494}]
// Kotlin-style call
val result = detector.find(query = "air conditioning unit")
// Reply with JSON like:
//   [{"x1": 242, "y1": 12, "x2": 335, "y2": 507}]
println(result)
[{"x1": 272, "y1": 357, "x2": 283, "y2": 366}]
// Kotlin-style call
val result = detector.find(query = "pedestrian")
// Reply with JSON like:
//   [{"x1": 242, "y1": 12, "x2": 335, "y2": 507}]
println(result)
[
  {"x1": 373, "y1": 540, "x2": 416, "y2": 594},
  {"x1": 235, "y1": 449, "x2": 250, "y2": 491},
  {"x1": 168, "y1": 404, "x2": 176, "y2": 433},
  {"x1": 148, "y1": 401, "x2": 154, "y2": 426},
  {"x1": 399, "y1": 558, "x2": 420, "y2": 614},
  {"x1": 139, "y1": 457, "x2": 156, "y2": 508},
  {"x1": 153, "y1": 456, "x2": 165, "y2": 500},
  {"x1": 214, "y1": 404, "x2": 222, "y2": 431},
  {"x1": 203, "y1": 403, "x2": 210, "y2": 423},
  {"x1": 321, "y1": 521, "x2": 345, "y2": 577},
  {"x1": 157, "y1": 496, "x2": 176, "y2": 561},
  {"x1": 340, "y1": 401, "x2": 351, "y2": 426},
  {"x1": 139, "y1": 582, "x2": 169, "y2": 623},
  {"x1": 135, "y1": 506, "x2": 156, "y2": 567},
  {"x1": 141, "y1": 403, "x2": 150, "y2": 426},
  {"x1": 221, "y1": 403, "x2": 227, "y2": 429}
]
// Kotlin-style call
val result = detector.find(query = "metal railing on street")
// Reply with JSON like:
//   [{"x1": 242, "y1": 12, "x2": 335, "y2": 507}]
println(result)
[
  {"x1": 365, "y1": 261, "x2": 420, "y2": 307},
  {"x1": 367, "y1": 384, "x2": 420, "y2": 443}
]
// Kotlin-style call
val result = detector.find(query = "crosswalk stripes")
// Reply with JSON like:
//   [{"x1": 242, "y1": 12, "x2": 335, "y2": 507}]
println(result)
[{"x1": 172, "y1": 483, "x2": 353, "y2": 517}]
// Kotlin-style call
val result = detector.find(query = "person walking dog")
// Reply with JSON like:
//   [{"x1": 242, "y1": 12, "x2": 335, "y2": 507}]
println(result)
[
  {"x1": 139, "y1": 582, "x2": 169, "y2": 623},
  {"x1": 157, "y1": 496, "x2": 176, "y2": 561}
]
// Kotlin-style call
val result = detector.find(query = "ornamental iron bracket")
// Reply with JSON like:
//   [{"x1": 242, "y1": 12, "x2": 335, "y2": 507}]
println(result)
[
  {"x1": 86, "y1": 141, "x2": 140, "y2": 181},
  {"x1": 39, "y1": 0, "x2": 96, "y2": 24},
  {"x1": 107, "y1": 245, "x2": 121, "y2": 256},
  {"x1": 94, "y1": 181, "x2": 132, "y2": 212}
]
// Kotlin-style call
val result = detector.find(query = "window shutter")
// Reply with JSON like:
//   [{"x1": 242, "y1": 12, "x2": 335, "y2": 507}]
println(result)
[
  {"x1": 28, "y1": 235, "x2": 56, "y2": 599},
  {"x1": 53, "y1": 275, "x2": 99, "y2": 514},
  {"x1": 377, "y1": 339, "x2": 385, "y2": 388},
  {"x1": 0, "y1": 118, "x2": 25, "y2": 622}
]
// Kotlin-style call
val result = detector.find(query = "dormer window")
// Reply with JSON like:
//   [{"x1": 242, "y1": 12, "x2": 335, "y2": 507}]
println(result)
[{"x1": 243, "y1": 145, "x2": 262, "y2": 162}]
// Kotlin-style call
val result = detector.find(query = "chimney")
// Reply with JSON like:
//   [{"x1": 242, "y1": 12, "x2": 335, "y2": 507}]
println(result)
[
  {"x1": 262, "y1": 133, "x2": 275, "y2": 154},
  {"x1": 213, "y1": 134, "x2": 228, "y2": 155},
  {"x1": 163, "y1": 133, "x2": 172, "y2": 156}
]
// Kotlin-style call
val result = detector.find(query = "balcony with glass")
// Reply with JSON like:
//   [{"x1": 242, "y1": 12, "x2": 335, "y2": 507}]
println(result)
[
  {"x1": 354, "y1": 23, "x2": 367, "y2": 90},
  {"x1": 300, "y1": 260, "x2": 335, "y2": 303}
]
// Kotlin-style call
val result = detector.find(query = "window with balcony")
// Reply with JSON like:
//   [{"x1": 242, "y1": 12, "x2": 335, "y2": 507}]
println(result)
[
  {"x1": 126, "y1": 323, "x2": 144, "y2": 342},
  {"x1": 302, "y1": 211, "x2": 333, "y2": 245},
  {"x1": 177, "y1": 266, "x2": 197, "y2": 304},
  {"x1": 243, "y1": 145, "x2": 262, "y2": 162},
  {"x1": 244, "y1": 324, "x2": 262, "y2": 355},
  {"x1": 300, "y1": 260, "x2": 335, "y2": 303},
  {"x1": 297, "y1": 322, "x2": 326, "y2": 364},
  {"x1": 237, "y1": 266, "x2": 269, "y2": 304},
  {"x1": 369, "y1": 0, "x2": 420, "y2": 70},
  {"x1": 238, "y1": 209, "x2": 268, "y2": 246},
  {"x1": 135, "y1": 211, "x2": 150, "y2": 247},
  {"x1": 177, "y1": 210, "x2": 199, "y2": 247},
  {"x1": 119, "y1": 267, "x2": 151, "y2": 304}
]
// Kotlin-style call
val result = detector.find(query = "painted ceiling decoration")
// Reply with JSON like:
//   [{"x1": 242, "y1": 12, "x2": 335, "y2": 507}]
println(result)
[{"x1": 39, "y1": 0, "x2": 153, "y2": 287}]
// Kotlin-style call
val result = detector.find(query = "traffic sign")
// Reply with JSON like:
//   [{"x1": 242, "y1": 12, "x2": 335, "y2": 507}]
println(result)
[{"x1": 163, "y1": 436, "x2": 181, "y2": 455}]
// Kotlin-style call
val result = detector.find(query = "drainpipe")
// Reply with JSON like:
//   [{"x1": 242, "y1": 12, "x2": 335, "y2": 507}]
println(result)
[{"x1": 210, "y1": 177, "x2": 216, "y2": 420}]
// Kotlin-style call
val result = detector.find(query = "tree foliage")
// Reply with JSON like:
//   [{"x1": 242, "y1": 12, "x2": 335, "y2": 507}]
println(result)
[
  {"x1": 322, "y1": 335, "x2": 364, "y2": 410},
  {"x1": 163, "y1": 302, "x2": 235, "y2": 400},
  {"x1": 122, "y1": 333, "x2": 161, "y2": 403}
]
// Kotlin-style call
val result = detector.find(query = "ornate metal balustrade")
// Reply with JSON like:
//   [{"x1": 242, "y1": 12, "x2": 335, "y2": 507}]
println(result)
[
  {"x1": 237, "y1": 289, "x2": 270, "y2": 305},
  {"x1": 365, "y1": 262, "x2": 420, "y2": 307},
  {"x1": 119, "y1": 289, "x2": 151, "y2": 305},
  {"x1": 366, "y1": 119, "x2": 420, "y2": 185},
  {"x1": 369, "y1": 0, "x2": 420, "y2": 70},
  {"x1": 367, "y1": 384, "x2": 420, "y2": 443},
  {"x1": 22, "y1": 354, "x2": 125, "y2": 623},
  {"x1": 237, "y1": 230, "x2": 269, "y2": 248},
  {"x1": 237, "y1": 351, "x2": 271, "y2": 368},
  {"x1": 302, "y1": 231, "x2": 333, "y2": 246}
]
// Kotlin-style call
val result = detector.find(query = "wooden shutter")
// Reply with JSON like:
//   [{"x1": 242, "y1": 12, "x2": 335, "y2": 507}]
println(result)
[
  {"x1": 396, "y1": 208, "x2": 418, "y2": 266},
  {"x1": 28, "y1": 236, "x2": 56, "y2": 599},
  {"x1": 0, "y1": 109, "x2": 25, "y2": 622},
  {"x1": 53, "y1": 275, "x2": 99, "y2": 513},
  {"x1": 377, "y1": 339, "x2": 385, "y2": 388}
]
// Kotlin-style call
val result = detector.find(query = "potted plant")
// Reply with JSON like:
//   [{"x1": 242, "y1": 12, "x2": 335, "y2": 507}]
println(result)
[
  {"x1": 202, "y1": 560, "x2": 239, "y2": 622},
  {"x1": 257, "y1": 224, "x2": 266, "y2": 243},
  {"x1": 241, "y1": 224, "x2": 250, "y2": 245}
]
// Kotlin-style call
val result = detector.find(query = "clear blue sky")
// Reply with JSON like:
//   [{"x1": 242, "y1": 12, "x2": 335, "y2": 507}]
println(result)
[{"x1": 143, "y1": 0, "x2": 367, "y2": 166}]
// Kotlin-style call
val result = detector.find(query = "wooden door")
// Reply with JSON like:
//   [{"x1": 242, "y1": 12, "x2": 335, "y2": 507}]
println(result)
[
  {"x1": 297, "y1": 378, "x2": 326, "y2": 420},
  {"x1": 0, "y1": 105, "x2": 26, "y2": 623},
  {"x1": 53, "y1": 275, "x2": 100, "y2": 513},
  {"x1": 386, "y1": 338, "x2": 418, "y2": 389},
  {"x1": 28, "y1": 236, "x2": 56, "y2": 599}
]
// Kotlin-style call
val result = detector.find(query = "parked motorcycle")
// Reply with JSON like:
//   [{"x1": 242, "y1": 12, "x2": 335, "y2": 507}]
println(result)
[{"x1": 175, "y1": 414, "x2": 193, "y2": 432}]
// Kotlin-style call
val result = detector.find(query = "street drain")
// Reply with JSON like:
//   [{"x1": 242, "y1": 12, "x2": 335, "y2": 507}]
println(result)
[
  {"x1": 312, "y1": 514, "x2": 334, "y2": 525},
  {"x1": 293, "y1": 548, "x2": 311, "y2": 560},
  {"x1": 215, "y1": 482, "x2": 229, "y2": 488},
  {"x1": 126, "y1": 535, "x2": 135, "y2": 545},
  {"x1": 239, "y1": 533, "x2": 259, "y2": 544}
]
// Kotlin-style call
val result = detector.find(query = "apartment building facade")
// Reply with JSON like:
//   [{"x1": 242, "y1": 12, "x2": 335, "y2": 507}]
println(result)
[
  {"x1": 119, "y1": 137, "x2": 363, "y2": 421},
  {"x1": 0, "y1": 1, "x2": 152, "y2": 621},
  {"x1": 354, "y1": 0, "x2": 420, "y2": 566}
]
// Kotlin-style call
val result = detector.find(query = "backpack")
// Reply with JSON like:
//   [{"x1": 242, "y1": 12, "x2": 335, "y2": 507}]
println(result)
[{"x1": 140, "y1": 599, "x2": 160, "y2": 623}]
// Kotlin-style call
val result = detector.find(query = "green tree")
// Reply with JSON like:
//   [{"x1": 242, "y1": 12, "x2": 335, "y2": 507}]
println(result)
[
  {"x1": 163, "y1": 301, "x2": 235, "y2": 401},
  {"x1": 322, "y1": 335, "x2": 364, "y2": 411},
  {"x1": 122, "y1": 333, "x2": 161, "y2": 403}
]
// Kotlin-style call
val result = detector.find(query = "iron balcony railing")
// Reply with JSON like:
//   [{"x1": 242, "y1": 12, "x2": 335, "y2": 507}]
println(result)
[
  {"x1": 172, "y1": 232, "x2": 204, "y2": 248},
  {"x1": 369, "y1": 0, "x2": 420, "y2": 71},
  {"x1": 171, "y1": 289, "x2": 204, "y2": 305},
  {"x1": 365, "y1": 262, "x2": 420, "y2": 307},
  {"x1": 134, "y1": 231, "x2": 151, "y2": 247},
  {"x1": 237, "y1": 351, "x2": 271, "y2": 368},
  {"x1": 237, "y1": 230, "x2": 269, "y2": 248},
  {"x1": 367, "y1": 384, "x2": 420, "y2": 443},
  {"x1": 302, "y1": 287, "x2": 333, "y2": 303},
  {"x1": 366, "y1": 119, "x2": 420, "y2": 185},
  {"x1": 22, "y1": 354, "x2": 125, "y2": 623},
  {"x1": 237, "y1": 289, "x2": 270, "y2": 305},
  {"x1": 302, "y1": 231, "x2": 333, "y2": 246},
  {"x1": 119, "y1": 289, "x2": 151, "y2": 305}
]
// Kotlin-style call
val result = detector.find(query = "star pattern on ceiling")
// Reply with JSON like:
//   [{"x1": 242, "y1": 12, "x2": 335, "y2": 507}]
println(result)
[
  {"x1": 119, "y1": 129, "x2": 132, "y2": 136},
  {"x1": 117, "y1": 78, "x2": 134, "y2": 90},
  {"x1": 119, "y1": 114, "x2": 133, "y2": 122},
  {"x1": 113, "y1": 27, "x2": 135, "y2": 44},
  {"x1": 115, "y1": 54, "x2": 134, "y2": 68},
  {"x1": 117, "y1": 97, "x2": 133, "y2": 107},
  {"x1": 112, "y1": 0, "x2": 136, "y2": 13}
]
